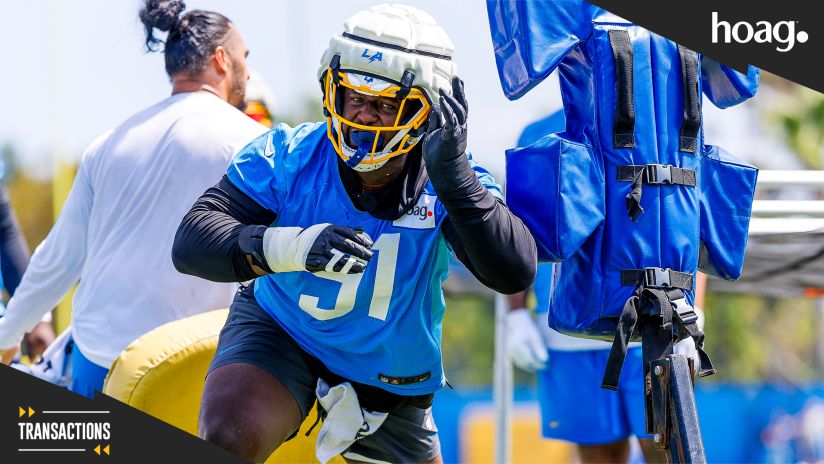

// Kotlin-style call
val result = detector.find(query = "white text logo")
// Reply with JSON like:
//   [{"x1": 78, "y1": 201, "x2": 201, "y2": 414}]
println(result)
[{"x1": 712, "y1": 12, "x2": 808, "y2": 52}]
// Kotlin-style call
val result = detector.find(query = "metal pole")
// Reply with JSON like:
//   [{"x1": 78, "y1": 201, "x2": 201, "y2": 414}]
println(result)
[
  {"x1": 755, "y1": 170, "x2": 824, "y2": 187},
  {"x1": 748, "y1": 218, "x2": 824, "y2": 235},
  {"x1": 752, "y1": 200, "x2": 824, "y2": 216},
  {"x1": 669, "y1": 355, "x2": 706, "y2": 463},
  {"x1": 748, "y1": 170, "x2": 824, "y2": 235},
  {"x1": 493, "y1": 292, "x2": 512, "y2": 464}
]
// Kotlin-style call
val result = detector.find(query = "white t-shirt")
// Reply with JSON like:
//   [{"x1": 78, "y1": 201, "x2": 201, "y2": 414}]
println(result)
[{"x1": 0, "y1": 92, "x2": 267, "y2": 367}]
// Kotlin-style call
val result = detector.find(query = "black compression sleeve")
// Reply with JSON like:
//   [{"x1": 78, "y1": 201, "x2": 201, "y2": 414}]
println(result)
[
  {"x1": 430, "y1": 157, "x2": 536, "y2": 294},
  {"x1": 172, "y1": 176, "x2": 276, "y2": 283},
  {"x1": 441, "y1": 201, "x2": 536, "y2": 295},
  {"x1": 0, "y1": 182, "x2": 29, "y2": 294}
]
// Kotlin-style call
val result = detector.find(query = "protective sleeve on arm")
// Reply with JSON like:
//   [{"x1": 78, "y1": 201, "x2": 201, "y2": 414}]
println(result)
[
  {"x1": 0, "y1": 182, "x2": 30, "y2": 294},
  {"x1": 0, "y1": 160, "x2": 92, "y2": 349},
  {"x1": 172, "y1": 175, "x2": 276, "y2": 283},
  {"x1": 436, "y1": 159, "x2": 537, "y2": 295}
]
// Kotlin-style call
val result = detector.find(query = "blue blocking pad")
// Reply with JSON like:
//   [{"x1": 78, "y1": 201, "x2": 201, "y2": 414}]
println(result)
[
  {"x1": 699, "y1": 145, "x2": 759, "y2": 280},
  {"x1": 506, "y1": 134, "x2": 604, "y2": 262},
  {"x1": 489, "y1": 0, "x2": 759, "y2": 338}
]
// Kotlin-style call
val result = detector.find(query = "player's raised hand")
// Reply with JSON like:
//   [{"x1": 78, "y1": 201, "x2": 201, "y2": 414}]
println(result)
[
  {"x1": 262, "y1": 224, "x2": 373, "y2": 275},
  {"x1": 422, "y1": 76, "x2": 468, "y2": 168}
]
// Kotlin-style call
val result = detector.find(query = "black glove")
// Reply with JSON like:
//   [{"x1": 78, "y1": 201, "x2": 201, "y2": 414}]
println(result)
[
  {"x1": 304, "y1": 225, "x2": 374, "y2": 274},
  {"x1": 421, "y1": 76, "x2": 481, "y2": 203},
  {"x1": 422, "y1": 76, "x2": 468, "y2": 169}
]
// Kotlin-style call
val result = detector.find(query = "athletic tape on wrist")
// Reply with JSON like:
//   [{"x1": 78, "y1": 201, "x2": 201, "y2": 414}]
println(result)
[{"x1": 262, "y1": 224, "x2": 331, "y2": 273}]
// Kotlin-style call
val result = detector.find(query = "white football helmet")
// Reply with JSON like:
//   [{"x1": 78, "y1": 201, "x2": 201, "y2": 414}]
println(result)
[{"x1": 318, "y1": 4, "x2": 457, "y2": 171}]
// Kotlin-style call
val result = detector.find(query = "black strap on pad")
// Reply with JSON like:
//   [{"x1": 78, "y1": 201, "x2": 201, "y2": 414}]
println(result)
[
  {"x1": 602, "y1": 268, "x2": 714, "y2": 390},
  {"x1": 608, "y1": 30, "x2": 635, "y2": 149},
  {"x1": 677, "y1": 45, "x2": 701, "y2": 153},
  {"x1": 618, "y1": 164, "x2": 697, "y2": 221}
]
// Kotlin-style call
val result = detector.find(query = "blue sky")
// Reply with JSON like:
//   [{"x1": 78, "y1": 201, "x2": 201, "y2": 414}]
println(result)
[{"x1": 0, "y1": 0, "x2": 563, "y2": 179}]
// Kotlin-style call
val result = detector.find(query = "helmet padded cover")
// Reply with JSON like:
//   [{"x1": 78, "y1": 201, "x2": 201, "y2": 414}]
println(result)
[{"x1": 318, "y1": 4, "x2": 457, "y2": 105}]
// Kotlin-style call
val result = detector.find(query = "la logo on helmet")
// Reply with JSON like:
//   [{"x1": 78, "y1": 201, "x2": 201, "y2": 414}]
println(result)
[{"x1": 361, "y1": 49, "x2": 383, "y2": 62}]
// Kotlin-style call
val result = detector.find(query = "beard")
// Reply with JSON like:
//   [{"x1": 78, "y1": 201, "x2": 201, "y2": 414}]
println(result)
[{"x1": 229, "y1": 59, "x2": 247, "y2": 110}]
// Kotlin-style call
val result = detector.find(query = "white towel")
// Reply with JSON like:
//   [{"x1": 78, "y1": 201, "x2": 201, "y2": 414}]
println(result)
[
  {"x1": 315, "y1": 378, "x2": 388, "y2": 464},
  {"x1": 12, "y1": 326, "x2": 73, "y2": 387}
]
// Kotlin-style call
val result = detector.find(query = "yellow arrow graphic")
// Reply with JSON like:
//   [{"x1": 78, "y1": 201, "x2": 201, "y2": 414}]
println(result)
[
  {"x1": 103, "y1": 444, "x2": 110, "y2": 455},
  {"x1": 18, "y1": 406, "x2": 25, "y2": 418},
  {"x1": 28, "y1": 407, "x2": 35, "y2": 417},
  {"x1": 94, "y1": 444, "x2": 101, "y2": 455}
]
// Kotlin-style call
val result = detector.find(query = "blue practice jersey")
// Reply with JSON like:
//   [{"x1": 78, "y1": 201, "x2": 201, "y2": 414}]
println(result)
[{"x1": 227, "y1": 122, "x2": 502, "y2": 395}]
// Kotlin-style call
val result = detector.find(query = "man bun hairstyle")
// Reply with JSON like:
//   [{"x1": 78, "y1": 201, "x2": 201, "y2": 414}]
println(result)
[
  {"x1": 139, "y1": 0, "x2": 233, "y2": 78},
  {"x1": 139, "y1": 0, "x2": 186, "y2": 51}
]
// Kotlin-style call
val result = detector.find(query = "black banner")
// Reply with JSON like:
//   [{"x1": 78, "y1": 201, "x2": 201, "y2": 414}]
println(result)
[
  {"x1": 589, "y1": 0, "x2": 824, "y2": 93},
  {"x1": 0, "y1": 365, "x2": 244, "y2": 464}
]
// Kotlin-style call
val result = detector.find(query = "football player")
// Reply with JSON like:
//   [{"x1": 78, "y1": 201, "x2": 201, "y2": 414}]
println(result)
[{"x1": 172, "y1": 4, "x2": 536, "y2": 463}]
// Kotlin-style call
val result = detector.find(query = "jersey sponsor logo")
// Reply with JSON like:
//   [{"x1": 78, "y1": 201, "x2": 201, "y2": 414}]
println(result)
[{"x1": 392, "y1": 193, "x2": 436, "y2": 229}]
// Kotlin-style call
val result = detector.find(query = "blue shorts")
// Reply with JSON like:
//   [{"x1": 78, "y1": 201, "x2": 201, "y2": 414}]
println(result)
[
  {"x1": 70, "y1": 345, "x2": 109, "y2": 399},
  {"x1": 537, "y1": 347, "x2": 649, "y2": 445}
]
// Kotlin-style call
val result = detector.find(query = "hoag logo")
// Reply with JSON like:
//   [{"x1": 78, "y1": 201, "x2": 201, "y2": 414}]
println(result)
[
  {"x1": 392, "y1": 193, "x2": 436, "y2": 229},
  {"x1": 712, "y1": 12, "x2": 808, "y2": 52},
  {"x1": 407, "y1": 204, "x2": 432, "y2": 221}
]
